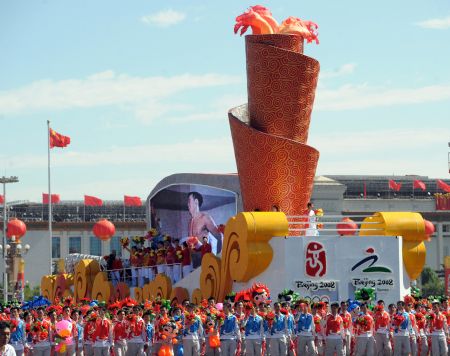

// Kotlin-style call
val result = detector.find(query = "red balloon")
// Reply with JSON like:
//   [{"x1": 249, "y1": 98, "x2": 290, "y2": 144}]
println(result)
[
  {"x1": 7, "y1": 218, "x2": 27, "y2": 239},
  {"x1": 93, "y1": 219, "x2": 115, "y2": 241},
  {"x1": 424, "y1": 220, "x2": 435, "y2": 236},
  {"x1": 337, "y1": 217, "x2": 357, "y2": 236}
]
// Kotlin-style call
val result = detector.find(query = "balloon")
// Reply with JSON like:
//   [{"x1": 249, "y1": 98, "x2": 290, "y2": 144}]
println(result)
[
  {"x1": 337, "y1": 217, "x2": 357, "y2": 236},
  {"x1": 424, "y1": 220, "x2": 435, "y2": 236},
  {"x1": 215, "y1": 303, "x2": 223, "y2": 311}
]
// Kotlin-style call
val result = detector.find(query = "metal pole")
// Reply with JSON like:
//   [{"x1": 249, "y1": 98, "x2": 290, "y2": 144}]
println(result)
[
  {"x1": 47, "y1": 120, "x2": 53, "y2": 275},
  {"x1": 2, "y1": 182, "x2": 7, "y2": 304}
]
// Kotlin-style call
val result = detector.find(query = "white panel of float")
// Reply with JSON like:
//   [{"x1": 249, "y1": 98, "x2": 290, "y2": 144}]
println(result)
[{"x1": 234, "y1": 235, "x2": 410, "y2": 304}]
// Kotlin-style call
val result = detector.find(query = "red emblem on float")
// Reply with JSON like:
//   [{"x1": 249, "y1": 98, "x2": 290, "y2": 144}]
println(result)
[{"x1": 305, "y1": 241, "x2": 326, "y2": 277}]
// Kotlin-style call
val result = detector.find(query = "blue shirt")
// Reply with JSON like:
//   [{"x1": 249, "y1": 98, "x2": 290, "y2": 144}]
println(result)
[
  {"x1": 10, "y1": 319, "x2": 25, "y2": 346},
  {"x1": 271, "y1": 314, "x2": 288, "y2": 335},
  {"x1": 245, "y1": 315, "x2": 264, "y2": 338},
  {"x1": 296, "y1": 313, "x2": 313, "y2": 334},
  {"x1": 220, "y1": 314, "x2": 239, "y2": 339}
]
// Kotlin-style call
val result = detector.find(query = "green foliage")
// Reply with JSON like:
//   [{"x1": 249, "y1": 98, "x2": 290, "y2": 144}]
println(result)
[
  {"x1": 24, "y1": 284, "x2": 41, "y2": 301},
  {"x1": 420, "y1": 267, "x2": 445, "y2": 298}
]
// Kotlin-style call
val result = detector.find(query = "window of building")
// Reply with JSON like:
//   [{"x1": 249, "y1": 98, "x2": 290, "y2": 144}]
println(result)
[
  {"x1": 52, "y1": 237, "x2": 61, "y2": 258},
  {"x1": 69, "y1": 236, "x2": 81, "y2": 254},
  {"x1": 110, "y1": 236, "x2": 122, "y2": 257},
  {"x1": 90, "y1": 236, "x2": 102, "y2": 256},
  {"x1": 443, "y1": 224, "x2": 450, "y2": 233}
]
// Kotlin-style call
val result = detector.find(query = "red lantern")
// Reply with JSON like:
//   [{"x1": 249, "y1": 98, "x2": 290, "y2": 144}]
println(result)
[
  {"x1": 336, "y1": 217, "x2": 357, "y2": 236},
  {"x1": 424, "y1": 220, "x2": 435, "y2": 236},
  {"x1": 93, "y1": 219, "x2": 115, "y2": 241},
  {"x1": 7, "y1": 218, "x2": 27, "y2": 239}
]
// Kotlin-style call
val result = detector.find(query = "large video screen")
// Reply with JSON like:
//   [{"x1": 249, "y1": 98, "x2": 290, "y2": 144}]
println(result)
[{"x1": 149, "y1": 184, "x2": 237, "y2": 255}]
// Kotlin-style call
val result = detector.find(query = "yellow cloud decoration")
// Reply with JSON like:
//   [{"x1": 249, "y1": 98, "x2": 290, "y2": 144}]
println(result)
[
  {"x1": 91, "y1": 272, "x2": 114, "y2": 302},
  {"x1": 200, "y1": 212, "x2": 288, "y2": 301},
  {"x1": 360, "y1": 212, "x2": 427, "y2": 280},
  {"x1": 74, "y1": 259, "x2": 100, "y2": 301}
]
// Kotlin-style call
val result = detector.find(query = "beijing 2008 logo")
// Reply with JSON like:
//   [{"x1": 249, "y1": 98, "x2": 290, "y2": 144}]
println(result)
[{"x1": 305, "y1": 242, "x2": 327, "y2": 277}]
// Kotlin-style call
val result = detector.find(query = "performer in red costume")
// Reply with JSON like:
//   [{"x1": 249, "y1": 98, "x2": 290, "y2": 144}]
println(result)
[
  {"x1": 373, "y1": 300, "x2": 392, "y2": 356},
  {"x1": 92, "y1": 307, "x2": 113, "y2": 356},
  {"x1": 324, "y1": 302, "x2": 345, "y2": 356},
  {"x1": 113, "y1": 309, "x2": 128, "y2": 356}
]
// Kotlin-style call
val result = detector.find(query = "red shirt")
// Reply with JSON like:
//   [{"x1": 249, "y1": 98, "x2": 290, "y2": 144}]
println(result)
[
  {"x1": 430, "y1": 313, "x2": 445, "y2": 331},
  {"x1": 166, "y1": 246, "x2": 176, "y2": 264},
  {"x1": 198, "y1": 242, "x2": 212, "y2": 257},
  {"x1": 113, "y1": 320, "x2": 128, "y2": 341},
  {"x1": 374, "y1": 310, "x2": 390, "y2": 330},
  {"x1": 93, "y1": 318, "x2": 112, "y2": 341},
  {"x1": 340, "y1": 311, "x2": 352, "y2": 329},
  {"x1": 182, "y1": 248, "x2": 191, "y2": 266},
  {"x1": 325, "y1": 314, "x2": 343, "y2": 335},
  {"x1": 112, "y1": 259, "x2": 123, "y2": 269},
  {"x1": 84, "y1": 321, "x2": 95, "y2": 342}
]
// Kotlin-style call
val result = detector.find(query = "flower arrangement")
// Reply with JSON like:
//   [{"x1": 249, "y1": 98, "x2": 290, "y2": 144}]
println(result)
[
  {"x1": 265, "y1": 311, "x2": 275, "y2": 327},
  {"x1": 132, "y1": 235, "x2": 145, "y2": 245},
  {"x1": 120, "y1": 237, "x2": 129, "y2": 248},
  {"x1": 234, "y1": 5, "x2": 319, "y2": 44},
  {"x1": 393, "y1": 314, "x2": 405, "y2": 327}
]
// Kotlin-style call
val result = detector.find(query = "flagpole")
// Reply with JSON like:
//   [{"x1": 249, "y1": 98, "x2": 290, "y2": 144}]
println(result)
[{"x1": 47, "y1": 120, "x2": 53, "y2": 275}]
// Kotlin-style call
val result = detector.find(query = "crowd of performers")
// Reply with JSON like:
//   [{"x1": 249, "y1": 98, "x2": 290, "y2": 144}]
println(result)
[
  {"x1": 110, "y1": 236, "x2": 212, "y2": 288},
  {"x1": 0, "y1": 284, "x2": 450, "y2": 356}
]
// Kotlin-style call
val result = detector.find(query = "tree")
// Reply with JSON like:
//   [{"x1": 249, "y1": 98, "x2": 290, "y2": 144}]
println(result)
[
  {"x1": 24, "y1": 284, "x2": 41, "y2": 301},
  {"x1": 420, "y1": 267, "x2": 445, "y2": 297}
]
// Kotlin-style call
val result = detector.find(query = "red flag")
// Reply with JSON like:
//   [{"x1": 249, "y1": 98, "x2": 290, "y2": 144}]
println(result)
[
  {"x1": 389, "y1": 179, "x2": 402, "y2": 191},
  {"x1": 49, "y1": 128, "x2": 71, "y2": 148},
  {"x1": 437, "y1": 179, "x2": 450, "y2": 193},
  {"x1": 84, "y1": 195, "x2": 103, "y2": 206},
  {"x1": 124, "y1": 195, "x2": 142, "y2": 207},
  {"x1": 42, "y1": 193, "x2": 61, "y2": 204},
  {"x1": 413, "y1": 180, "x2": 426, "y2": 191},
  {"x1": 0, "y1": 195, "x2": 4, "y2": 204}
]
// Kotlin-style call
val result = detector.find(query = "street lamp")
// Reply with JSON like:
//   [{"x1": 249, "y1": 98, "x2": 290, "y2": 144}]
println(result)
[{"x1": 1, "y1": 175, "x2": 19, "y2": 304}]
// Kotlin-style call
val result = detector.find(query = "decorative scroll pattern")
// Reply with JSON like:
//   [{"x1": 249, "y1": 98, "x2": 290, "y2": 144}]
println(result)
[
  {"x1": 199, "y1": 212, "x2": 288, "y2": 301},
  {"x1": 170, "y1": 287, "x2": 190, "y2": 305},
  {"x1": 114, "y1": 282, "x2": 130, "y2": 301},
  {"x1": 91, "y1": 272, "x2": 114, "y2": 302},
  {"x1": 134, "y1": 287, "x2": 143, "y2": 304},
  {"x1": 246, "y1": 34, "x2": 319, "y2": 143},
  {"x1": 74, "y1": 260, "x2": 100, "y2": 301},
  {"x1": 230, "y1": 111, "x2": 319, "y2": 213},
  {"x1": 229, "y1": 33, "x2": 320, "y2": 215},
  {"x1": 147, "y1": 274, "x2": 172, "y2": 300},
  {"x1": 41, "y1": 276, "x2": 56, "y2": 302},
  {"x1": 54, "y1": 274, "x2": 73, "y2": 301},
  {"x1": 191, "y1": 289, "x2": 203, "y2": 304}
]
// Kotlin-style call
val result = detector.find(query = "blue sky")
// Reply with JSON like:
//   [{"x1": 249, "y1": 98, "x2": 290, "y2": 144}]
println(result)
[{"x1": 1, "y1": 0, "x2": 449, "y2": 201}]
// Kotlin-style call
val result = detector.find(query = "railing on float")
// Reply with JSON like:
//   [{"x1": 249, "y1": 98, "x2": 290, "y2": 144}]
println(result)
[
  {"x1": 285, "y1": 214, "x2": 384, "y2": 235},
  {"x1": 104, "y1": 263, "x2": 183, "y2": 287}
]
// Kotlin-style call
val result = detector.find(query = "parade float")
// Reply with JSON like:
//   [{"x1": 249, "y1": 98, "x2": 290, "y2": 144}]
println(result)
[{"x1": 40, "y1": 6, "x2": 432, "y2": 305}]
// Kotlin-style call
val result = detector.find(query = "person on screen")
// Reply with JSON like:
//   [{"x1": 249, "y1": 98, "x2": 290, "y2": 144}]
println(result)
[{"x1": 187, "y1": 191, "x2": 223, "y2": 254}]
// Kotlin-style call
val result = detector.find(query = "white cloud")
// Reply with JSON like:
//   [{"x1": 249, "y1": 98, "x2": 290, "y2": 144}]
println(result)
[
  {"x1": 168, "y1": 93, "x2": 246, "y2": 123},
  {"x1": 141, "y1": 9, "x2": 186, "y2": 27},
  {"x1": 416, "y1": 15, "x2": 450, "y2": 29},
  {"x1": 311, "y1": 128, "x2": 450, "y2": 177},
  {"x1": 2, "y1": 137, "x2": 235, "y2": 170},
  {"x1": 316, "y1": 83, "x2": 450, "y2": 111},
  {"x1": 320, "y1": 63, "x2": 356, "y2": 80},
  {"x1": 0, "y1": 71, "x2": 241, "y2": 123}
]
